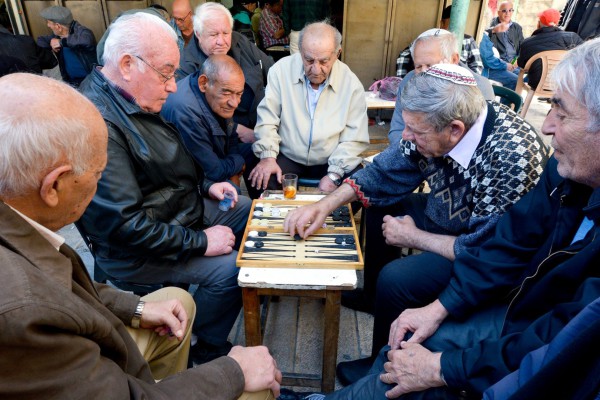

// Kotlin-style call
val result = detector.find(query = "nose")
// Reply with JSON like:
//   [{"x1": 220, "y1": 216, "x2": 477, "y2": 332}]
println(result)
[
  {"x1": 166, "y1": 78, "x2": 178, "y2": 93},
  {"x1": 401, "y1": 128, "x2": 414, "y2": 141},
  {"x1": 541, "y1": 107, "x2": 556, "y2": 137}
]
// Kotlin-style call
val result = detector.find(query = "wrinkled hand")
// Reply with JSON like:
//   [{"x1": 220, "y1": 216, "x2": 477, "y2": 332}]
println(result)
[
  {"x1": 228, "y1": 346, "x2": 283, "y2": 397},
  {"x1": 318, "y1": 175, "x2": 339, "y2": 193},
  {"x1": 237, "y1": 124, "x2": 256, "y2": 143},
  {"x1": 283, "y1": 203, "x2": 330, "y2": 239},
  {"x1": 248, "y1": 158, "x2": 282, "y2": 190},
  {"x1": 139, "y1": 299, "x2": 188, "y2": 340},
  {"x1": 382, "y1": 215, "x2": 420, "y2": 248},
  {"x1": 389, "y1": 300, "x2": 449, "y2": 349},
  {"x1": 50, "y1": 38, "x2": 61, "y2": 52},
  {"x1": 208, "y1": 182, "x2": 239, "y2": 205},
  {"x1": 492, "y1": 22, "x2": 510, "y2": 33},
  {"x1": 380, "y1": 342, "x2": 444, "y2": 398},
  {"x1": 204, "y1": 225, "x2": 235, "y2": 256}
]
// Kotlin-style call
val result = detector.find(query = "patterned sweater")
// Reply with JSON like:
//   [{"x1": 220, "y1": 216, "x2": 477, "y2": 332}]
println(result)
[{"x1": 346, "y1": 102, "x2": 549, "y2": 256}]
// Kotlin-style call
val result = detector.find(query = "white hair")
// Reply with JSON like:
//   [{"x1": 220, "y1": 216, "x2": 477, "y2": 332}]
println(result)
[
  {"x1": 410, "y1": 32, "x2": 458, "y2": 61},
  {"x1": 103, "y1": 12, "x2": 177, "y2": 69},
  {"x1": 299, "y1": 20, "x2": 342, "y2": 53},
  {"x1": 0, "y1": 83, "x2": 96, "y2": 198},
  {"x1": 192, "y1": 2, "x2": 233, "y2": 36}
]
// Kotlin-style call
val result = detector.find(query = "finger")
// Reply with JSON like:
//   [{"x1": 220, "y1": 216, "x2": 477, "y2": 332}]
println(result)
[
  {"x1": 386, "y1": 385, "x2": 403, "y2": 399},
  {"x1": 261, "y1": 173, "x2": 270, "y2": 190},
  {"x1": 380, "y1": 372, "x2": 393, "y2": 384},
  {"x1": 276, "y1": 169, "x2": 282, "y2": 184}
]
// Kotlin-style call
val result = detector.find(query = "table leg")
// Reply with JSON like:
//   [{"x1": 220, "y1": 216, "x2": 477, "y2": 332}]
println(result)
[
  {"x1": 321, "y1": 290, "x2": 341, "y2": 392},
  {"x1": 242, "y1": 287, "x2": 262, "y2": 346}
]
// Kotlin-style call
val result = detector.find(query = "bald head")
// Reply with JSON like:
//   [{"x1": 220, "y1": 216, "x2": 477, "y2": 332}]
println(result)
[
  {"x1": 299, "y1": 21, "x2": 342, "y2": 54},
  {"x1": 0, "y1": 73, "x2": 107, "y2": 229},
  {"x1": 172, "y1": 0, "x2": 193, "y2": 37},
  {"x1": 497, "y1": 1, "x2": 514, "y2": 23}
]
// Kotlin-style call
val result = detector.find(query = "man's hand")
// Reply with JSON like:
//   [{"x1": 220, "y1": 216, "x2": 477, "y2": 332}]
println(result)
[
  {"x1": 204, "y1": 225, "x2": 236, "y2": 256},
  {"x1": 236, "y1": 124, "x2": 256, "y2": 143},
  {"x1": 380, "y1": 342, "x2": 445, "y2": 398},
  {"x1": 248, "y1": 158, "x2": 282, "y2": 190},
  {"x1": 491, "y1": 22, "x2": 510, "y2": 34},
  {"x1": 284, "y1": 202, "x2": 333, "y2": 238},
  {"x1": 50, "y1": 38, "x2": 62, "y2": 52},
  {"x1": 208, "y1": 182, "x2": 239, "y2": 206},
  {"x1": 382, "y1": 215, "x2": 420, "y2": 248},
  {"x1": 388, "y1": 300, "x2": 449, "y2": 349},
  {"x1": 318, "y1": 175, "x2": 339, "y2": 193},
  {"x1": 139, "y1": 299, "x2": 188, "y2": 340},
  {"x1": 228, "y1": 346, "x2": 283, "y2": 397}
]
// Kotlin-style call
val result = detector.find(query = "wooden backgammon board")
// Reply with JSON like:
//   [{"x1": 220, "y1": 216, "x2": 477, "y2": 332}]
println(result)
[{"x1": 236, "y1": 200, "x2": 364, "y2": 270}]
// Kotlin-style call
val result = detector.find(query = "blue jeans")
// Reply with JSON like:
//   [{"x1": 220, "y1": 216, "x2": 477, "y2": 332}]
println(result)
[
  {"x1": 326, "y1": 305, "x2": 506, "y2": 399},
  {"x1": 487, "y1": 68, "x2": 520, "y2": 91},
  {"x1": 131, "y1": 196, "x2": 251, "y2": 345}
]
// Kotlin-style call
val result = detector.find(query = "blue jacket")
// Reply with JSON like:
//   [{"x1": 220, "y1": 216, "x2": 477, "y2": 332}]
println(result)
[
  {"x1": 480, "y1": 33, "x2": 509, "y2": 73},
  {"x1": 439, "y1": 156, "x2": 600, "y2": 394},
  {"x1": 161, "y1": 71, "x2": 245, "y2": 182}
]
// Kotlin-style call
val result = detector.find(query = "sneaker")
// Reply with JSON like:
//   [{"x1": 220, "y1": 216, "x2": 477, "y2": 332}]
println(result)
[{"x1": 189, "y1": 339, "x2": 233, "y2": 366}]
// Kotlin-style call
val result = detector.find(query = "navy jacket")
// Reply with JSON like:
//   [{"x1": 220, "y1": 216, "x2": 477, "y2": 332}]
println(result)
[
  {"x1": 178, "y1": 31, "x2": 273, "y2": 129},
  {"x1": 161, "y1": 70, "x2": 245, "y2": 182},
  {"x1": 439, "y1": 156, "x2": 600, "y2": 394}
]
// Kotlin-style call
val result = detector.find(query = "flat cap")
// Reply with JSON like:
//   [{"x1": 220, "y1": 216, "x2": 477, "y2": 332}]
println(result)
[{"x1": 40, "y1": 6, "x2": 73, "y2": 26}]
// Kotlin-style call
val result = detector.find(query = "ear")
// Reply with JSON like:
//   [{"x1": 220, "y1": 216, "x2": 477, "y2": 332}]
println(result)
[
  {"x1": 450, "y1": 53, "x2": 460, "y2": 65},
  {"x1": 447, "y1": 120, "x2": 466, "y2": 146},
  {"x1": 119, "y1": 54, "x2": 134, "y2": 82},
  {"x1": 198, "y1": 74, "x2": 209, "y2": 93},
  {"x1": 39, "y1": 165, "x2": 73, "y2": 208}
]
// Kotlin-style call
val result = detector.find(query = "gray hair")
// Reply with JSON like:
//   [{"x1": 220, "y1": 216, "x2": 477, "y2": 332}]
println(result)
[
  {"x1": 299, "y1": 20, "x2": 342, "y2": 53},
  {"x1": 400, "y1": 72, "x2": 486, "y2": 131},
  {"x1": 200, "y1": 55, "x2": 242, "y2": 83},
  {"x1": 552, "y1": 37, "x2": 600, "y2": 131},
  {"x1": 410, "y1": 33, "x2": 457, "y2": 61},
  {"x1": 193, "y1": 2, "x2": 233, "y2": 36},
  {"x1": 103, "y1": 12, "x2": 177, "y2": 68},
  {"x1": 0, "y1": 79, "x2": 97, "y2": 198}
]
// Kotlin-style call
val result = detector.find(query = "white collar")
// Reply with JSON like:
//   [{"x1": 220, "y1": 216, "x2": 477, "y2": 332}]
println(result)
[{"x1": 447, "y1": 104, "x2": 488, "y2": 169}]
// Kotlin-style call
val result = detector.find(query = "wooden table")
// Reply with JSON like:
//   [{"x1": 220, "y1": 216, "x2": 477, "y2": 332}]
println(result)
[
  {"x1": 237, "y1": 198, "x2": 362, "y2": 392},
  {"x1": 365, "y1": 91, "x2": 396, "y2": 125}
]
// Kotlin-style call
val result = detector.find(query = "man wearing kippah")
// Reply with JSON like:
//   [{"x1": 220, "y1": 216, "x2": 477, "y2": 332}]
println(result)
[
  {"x1": 36, "y1": 5, "x2": 96, "y2": 86},
  {"x1": 517, "y1": 8, "x2": 582, "y2": 90},
  {"x1": 283, "y1": 63, "x2": 548, "y2": 388}
]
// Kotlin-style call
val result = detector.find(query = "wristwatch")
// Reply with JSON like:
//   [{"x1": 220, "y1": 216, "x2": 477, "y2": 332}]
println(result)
[
  {"x1": 327, "y1": 172, "x2": 343, "y2": 186},
  {"x1": 131, "y1": 300, "x2": 145, "y2": 329}
]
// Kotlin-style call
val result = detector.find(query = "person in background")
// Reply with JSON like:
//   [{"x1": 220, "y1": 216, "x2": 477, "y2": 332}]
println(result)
[
  {"x1": 0, "y1": 23, "x2": 56, "y2": 75},
  {"x1": 260, "y1": 0, "x2": 288, "y2": 49},
  {"x1": 517, "y1": 8, "x2": 582, "y2": 90},
  {"x1": 282, "y1": 0, "x2": 329, "y2": 54},
  {"x1": 0, "y1": 72, "x2": 281, "y2": 400},
  {"x1": 171, "y1": 0, "x2": 195, "y2": 47},
  {"x1": 36, "y1": 5, "x2": 96, "y2": 86},
  {"x1": 249, "y1": 21, "x2": 369, "y2": 194},
  {"x1": 480, "y1": 30, "x2": 519, "y2": 90},
  {"x1": 486, "y1": 1, "x2": 524, "y2": 63},
  {"x1": 230, "y1": 0, "x2": 258, "y2": 43}
]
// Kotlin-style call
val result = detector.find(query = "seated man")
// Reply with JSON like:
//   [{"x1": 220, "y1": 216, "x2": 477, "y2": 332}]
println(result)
[
  {"x1": 260, "y1": 0, "x2": 289, "y2": 49},
  {"x1": 486, "y1": 1, "x2": 524, "y2": 64},
  {"x1": 0, "y1": 72, "x2": 281, "y2": 399},
  {"x1": 517, "y1": 8, "x2": 582, "y2": 90},
  {"x1": 171, "y1": 0, "x2": 194, "y2": 48},
  {"x1": 284, "y1": 64, "x2": 548, "y2": 380},
  {"x1": 389, "y1": 28, "x2": 495, "y2": 148},
  {"x1": 229, "y1": 0, "x2": 257, "y2": 43},
  {"x1": 78, "y1": 12, "x2": 251, "y2": 365},
  {"x1": 36, "y1": 5, "x2": 96, "y2": 86},
  {"x1": 286, "y1": 38, "x2": 600, "y2": 399},
  {"x1": 162, "y1": 54, "x2": 246, "y2": 191},
  {"x1": 480, "y1": 30, "x2": 519, "y2": 90},
  {"x1": 0, "y1": 23, "x2": 56, "y2": 74},
  {"x1": 249, "y1": 21, "x2": 369, "y2": 193},
  {"x1": 396, "y1": 5, "x2": 483, "y2": 78}
]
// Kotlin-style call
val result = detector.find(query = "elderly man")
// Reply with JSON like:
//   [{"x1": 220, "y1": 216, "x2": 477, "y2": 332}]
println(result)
[
  {"x1": 179, "y1": 2, "x2": 273, "y2": 140},
  {"x1": 161, "y1": 55, "x2": 247, "y2": 190},
  {"x1": 172, "y1": 0, "x2": 194, "y2": 47},
  {"x1": 389, "y1": 28, "x2": 494, "y2": 148},
  {"x1": 517, "y1": 8, "x2": 582, "y2": 90},
  {"x1": 290, "y1": 38, "x2": 600, "y2": 400},
  {"x1": 78, "y1": 12, "x2": 251, "y2": 366},
  {"x1": 486, "y1": 1, "x2": 524, "y2": 63},
  {"x1": 249, "y1": 21, "x2": 369, "y2": 193},
  {"x1": 36, "y1": 5, "x2": 96, "y2": 86},
  {"x1": 0, "y1": 73, "x2": 281, "y2": 399},
  {"x1": 283, "y1": 64, "x2": 548, "y2": 382}
]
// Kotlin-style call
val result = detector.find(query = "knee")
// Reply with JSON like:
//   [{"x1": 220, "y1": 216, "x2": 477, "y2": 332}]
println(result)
[{"x1": 144, "y1": 287, "x2": 196, "y2": 321}]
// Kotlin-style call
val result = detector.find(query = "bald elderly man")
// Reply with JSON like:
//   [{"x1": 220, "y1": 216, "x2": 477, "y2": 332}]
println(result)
[{"x1": 0, "y1": 73, "x2": 280, "y2": 399}]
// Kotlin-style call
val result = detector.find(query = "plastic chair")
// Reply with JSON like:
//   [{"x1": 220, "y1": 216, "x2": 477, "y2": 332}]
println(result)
[
  {"x1": 492, "y1": 85, "x2": 523, "y2": 113},
  {"x1": 515, "y1": 50, "x2": 567, "y2": 118}
]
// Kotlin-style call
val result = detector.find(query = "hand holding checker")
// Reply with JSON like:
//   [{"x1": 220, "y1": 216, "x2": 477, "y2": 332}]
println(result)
[{"x1": 283, "y1": 202, "x2": 332, "y2": 239}]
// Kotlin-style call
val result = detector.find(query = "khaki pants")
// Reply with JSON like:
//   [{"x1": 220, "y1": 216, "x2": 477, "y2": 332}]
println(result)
[
  {"x1": 289, "y1": 30, "x2": 300, "y2": 54},
  {"x1": 127, "y1": 287, "x2": 274, "y2": 400}
]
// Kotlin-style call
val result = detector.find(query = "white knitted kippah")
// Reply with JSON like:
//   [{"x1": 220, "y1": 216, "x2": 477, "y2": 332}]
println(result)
[{"x1": 424, "y1": 64, "x2": 477, "y2": 86}]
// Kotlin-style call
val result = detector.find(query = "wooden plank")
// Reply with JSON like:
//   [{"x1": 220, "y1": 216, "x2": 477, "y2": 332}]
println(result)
[{"x1": 238, "y1": 268, "x2": 357, "y2": 290}]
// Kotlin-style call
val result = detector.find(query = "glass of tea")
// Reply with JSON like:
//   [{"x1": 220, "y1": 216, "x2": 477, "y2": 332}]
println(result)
[{"x1": 282, "y1": 173, "x2": 298, "y2": 200}]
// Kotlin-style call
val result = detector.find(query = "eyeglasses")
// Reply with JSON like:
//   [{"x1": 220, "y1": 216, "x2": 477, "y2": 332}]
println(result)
[
  {"x1": 173, "y1": 10, "x2": 192, "y2": 23},
  {"x1": 134, "y1": 55, "x2": 177, "y2": 84},
  {"x1": 500, "y1": 8, "x2": 514, "y2": 13}
]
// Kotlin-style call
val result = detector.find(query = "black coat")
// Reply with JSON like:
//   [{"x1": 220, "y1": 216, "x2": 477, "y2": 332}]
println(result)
[{"x1": 0, "y1": 27, "x2": 56, "y2": 74}]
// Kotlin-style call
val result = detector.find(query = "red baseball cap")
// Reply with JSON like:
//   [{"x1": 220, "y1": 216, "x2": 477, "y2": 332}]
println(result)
[{"x1": 538, "y1": 9, "x2": 561, "y2": 26}]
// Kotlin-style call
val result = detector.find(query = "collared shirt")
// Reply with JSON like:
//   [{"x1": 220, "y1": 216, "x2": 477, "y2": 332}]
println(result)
[
  {"x1": 447, "y1": 104, "x2": 488, "y2": 169},
  {"x1": 260, "y1": 7, "x2": 289, "y2": 48},
  {"x1": 305, "y1": 77, "x2": 326, "y2": 119},
  {"x1": 9, "y1": 206, "x2": 65, "y2": 251}
]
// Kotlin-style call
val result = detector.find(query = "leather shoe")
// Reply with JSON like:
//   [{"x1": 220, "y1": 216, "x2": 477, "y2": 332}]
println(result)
[
  {"x1": 341, "y1": 289, "x2": 374, "y2": 314},
  {"x1": 189, "y1": 339, "x2": 232, "y2": 366},
  {"x1": 336, "y1": 357, "x2": 374, "y2": 386}
]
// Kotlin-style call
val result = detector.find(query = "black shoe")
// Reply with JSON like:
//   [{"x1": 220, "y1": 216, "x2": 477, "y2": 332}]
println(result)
[
  {"x1": 189, "y1": 339, "x2": 233, "y2": 366},
  {"x1": 341, "y1": 289, "x2": 374, "y2": 314},
  {"x1": 277, "y1": 388, "x2": 325, "y2": 400},
  {"x1": 336, "y1": 357, "x2": 374, "y2": 386}
]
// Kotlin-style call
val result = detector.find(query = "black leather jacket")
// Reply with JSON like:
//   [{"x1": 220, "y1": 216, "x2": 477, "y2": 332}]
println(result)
[{"x1": 78, "y1": 68, "x2": 212, "y2": 277}]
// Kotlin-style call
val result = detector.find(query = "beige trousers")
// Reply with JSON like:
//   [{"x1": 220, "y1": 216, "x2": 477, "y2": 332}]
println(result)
[
  {"x1": 289, "y1": 30, "x2": 301, "y2": 54},
  {"x1": 127, "y1": 287, "x2": 274, "y2": 400}
]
